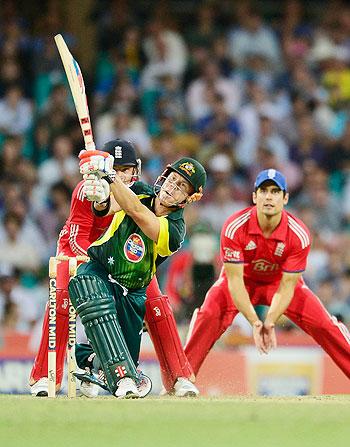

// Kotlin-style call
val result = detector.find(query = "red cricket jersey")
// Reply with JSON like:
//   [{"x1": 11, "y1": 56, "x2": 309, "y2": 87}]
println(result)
[
  {"x1": 57, "y1": 180, "x2": 113, "y2": 256},
  {"x1": 220, "y1": 206, "x2": 311, "y2": 284}
]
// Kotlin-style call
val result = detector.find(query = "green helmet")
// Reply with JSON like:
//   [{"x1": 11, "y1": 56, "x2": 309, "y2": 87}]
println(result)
[{"x1": 168, "y1": 157, "x2": 207, "y2": 193}]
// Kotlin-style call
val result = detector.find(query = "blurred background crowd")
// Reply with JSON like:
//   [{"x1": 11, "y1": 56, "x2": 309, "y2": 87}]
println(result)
[{"x1": 1, "y1": 0, "x2": 350, "y2": 347}]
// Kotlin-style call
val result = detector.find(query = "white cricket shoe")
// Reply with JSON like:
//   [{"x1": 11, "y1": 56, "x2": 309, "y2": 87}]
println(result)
[
  {"x1": 174, "y1": 377, "x2": 199, "y2": 397},
  {"x1": 136, "y1": 372, "x2": 152, "y2": 398},
  {"x1": 30, "y1": 377, "x2": 49, "y2": 397},
  {"x1": 80, "y1": 380, "x2": 100, "y2": 398},
  {"x1": 114, "y1": 378, "x2": 139, "y2": 399},
  {"x1": 159, "y1": 386, "x2": 173, "y2": 396}
]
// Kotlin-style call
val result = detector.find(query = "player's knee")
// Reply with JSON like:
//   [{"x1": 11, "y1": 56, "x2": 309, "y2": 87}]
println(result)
[
  {"x1": 68, "y1": 274, "x2": 114, "y2": 322},
  {"x1": 198, "y1": 300, "x2": 222, "y2": 320}
]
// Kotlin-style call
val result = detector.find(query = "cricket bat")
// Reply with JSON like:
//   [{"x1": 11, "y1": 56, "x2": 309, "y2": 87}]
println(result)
[{"x1": 54, "y1": 34, "x2": 95, "y2": 151}]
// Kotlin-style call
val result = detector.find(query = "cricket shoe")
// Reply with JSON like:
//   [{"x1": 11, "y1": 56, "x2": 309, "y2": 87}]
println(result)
[
  {"x1": 80, "y1": 378, "x2": 100, "y2": 398},
  {"x1": 30, "y1": 377, "x2": 48, "y2": 397},
  {"x1": 75, "y1": 367, "x2": 100, "y2": 398},
  {"x1": 114, "y1": 377, "x2": 139, "y2": 399},
  {"x1": 159, "y1": 386, "x2": 174, "y2": 396},
  {"x1": 173, "y1": 377, "x2": 199, "y2": 397},
  {"x1": 136, "y1": 371, "x2": 152, "y2": 398},
  {"x1": 74, "y1": 369, "x2": 108, "y2": 397}
]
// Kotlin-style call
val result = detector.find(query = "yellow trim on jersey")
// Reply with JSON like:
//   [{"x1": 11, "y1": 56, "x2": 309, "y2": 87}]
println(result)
[
  {"x1": 90, "y1": 195, "x2": 150, "y2": 248},
  {"x1": 156, "y1": 216, "x2": 172, "y2": 256},
  {"x1": 90, "y1": 210, "x2": 126, "y2": 247},
  {"x1": 137, "y1": 194, "x2": 150, "y2": 200}
]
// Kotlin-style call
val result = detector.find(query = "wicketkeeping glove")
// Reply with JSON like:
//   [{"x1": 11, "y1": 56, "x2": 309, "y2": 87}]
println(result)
[
  {"x1": 79, "y1": 150, "x2": 116, "y2": 179},
  {"x1": 83, "y1": 173, "x2": 111, "y2": 203}
]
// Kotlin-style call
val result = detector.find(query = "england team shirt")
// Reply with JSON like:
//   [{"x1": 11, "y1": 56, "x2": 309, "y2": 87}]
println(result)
[
  {"x1": 220, "y1": 206, "x2": 311, "y2": 284},
  {"x1": 58, "y1": 180, "x2": 113, "y2": 256}
]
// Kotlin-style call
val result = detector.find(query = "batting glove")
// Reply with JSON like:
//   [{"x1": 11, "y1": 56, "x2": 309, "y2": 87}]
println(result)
[
  {"x1": 83, "y1": 173, "x2": 111, "y2": 203},
  {"x1": 79, "y1": 150, "x2": 116, "y2": 179}
]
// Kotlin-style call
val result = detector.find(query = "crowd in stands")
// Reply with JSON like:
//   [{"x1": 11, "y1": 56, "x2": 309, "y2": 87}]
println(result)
[{"x1": 1, "y1": 0, "x2": 350, "y2": 347}]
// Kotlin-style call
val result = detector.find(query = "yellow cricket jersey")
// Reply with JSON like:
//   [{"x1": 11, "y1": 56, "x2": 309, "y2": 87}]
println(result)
[{"x1": 88, "y1": 182, "x2": 185, "y2": 289}]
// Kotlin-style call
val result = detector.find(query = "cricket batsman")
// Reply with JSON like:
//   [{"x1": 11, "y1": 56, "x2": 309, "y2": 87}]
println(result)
[
  {"x1": 184, "y1": 169, "x2": 350, "y2": 381},
  {"x1": 68, "y1": 151, "x2": 206, "y2": 398}
]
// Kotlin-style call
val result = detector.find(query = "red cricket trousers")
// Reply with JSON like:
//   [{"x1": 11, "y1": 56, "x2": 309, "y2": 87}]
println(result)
[{"x1": 184, "y1": 275, "x2": 350, "y2": 379}]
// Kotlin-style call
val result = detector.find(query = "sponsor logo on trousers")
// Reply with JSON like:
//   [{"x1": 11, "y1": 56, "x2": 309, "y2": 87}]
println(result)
[{"x1": 153, "y1": 306, "x2": 161, "y2": 317}]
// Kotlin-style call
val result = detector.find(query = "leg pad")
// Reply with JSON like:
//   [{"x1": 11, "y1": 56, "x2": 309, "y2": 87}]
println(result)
[{"x1": 69, "y1": 274, "x2": 137, "y2": 393}]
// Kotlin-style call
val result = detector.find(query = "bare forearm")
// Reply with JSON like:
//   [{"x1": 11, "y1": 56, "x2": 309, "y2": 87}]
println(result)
[
  {"x1": 227, "y1": 278, "x2": 259, "y2": 325},
  {"x1": 264, "y1": 273, "x2": 300, "y2": 325},
  {"x1": 265, "y1": 289, "x2": 294, "y2": 325},
  {"x1": 110, "y1": 175, "x2": 143, "y2": 216}
]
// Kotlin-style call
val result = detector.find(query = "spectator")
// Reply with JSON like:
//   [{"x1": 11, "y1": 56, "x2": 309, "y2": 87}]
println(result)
[
  {"x1": 0, "y1": 265, "x2": 44, "y2": 333},
  {"x1": 95, "y1": 107, "x2": 152, "y2": 157},
  {"x1": 36, "y1": 134, "x2": 79, "y2": 195},
  {"x1": 289, "y1": 114, "x2": 327, "y2": 168},
  {"x1": 228, "y1": 6, "x2": 282, "y2": 70},
  {"x1": 0, "y1": 83, "x2": 33, "y2": 137},
  {"x1": 194, "y1": 92, "x2": 240, "y2": 142},
  {"x1": 186, "y1": 60, "x2": 241, "y2": 121},
  {"x1": 199, "y1": 182, "x2": 247, "y2": 234},
  {"x1": 0, "y1": 212, "x2": 41, "y2": 272},
  {"x1": 141, "y1": 18, "x2": 188, "y2": 90}
]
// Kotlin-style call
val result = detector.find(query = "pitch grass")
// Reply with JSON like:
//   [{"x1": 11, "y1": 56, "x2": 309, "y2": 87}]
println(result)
[{"x1": 0, "y1": 395, "x2": 349, "y2": 447}]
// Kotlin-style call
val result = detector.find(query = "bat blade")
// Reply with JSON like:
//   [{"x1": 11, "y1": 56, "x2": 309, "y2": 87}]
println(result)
[{"x1": 54, "y1": 34, "x2": 95, "y2": 151}]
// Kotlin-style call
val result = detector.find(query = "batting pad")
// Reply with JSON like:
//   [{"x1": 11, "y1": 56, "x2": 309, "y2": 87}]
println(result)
[{"x1": 69, "y1": 274, "x2": 138, "y2": 394}]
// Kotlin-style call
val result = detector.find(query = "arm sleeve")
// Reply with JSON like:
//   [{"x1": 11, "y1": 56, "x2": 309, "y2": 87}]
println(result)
[
  {"x1": 67, "y1": 196, "x2": 95, "y2": 255},
  {"x1": 220, "y1": 226, "x2": 244, "y2": 264},
  {"x1": 156, "y1": 216, "x2": 185, "y2": 257},
  {"x1": 282, "y1": 244, "x2": 310, "y2": 273}
]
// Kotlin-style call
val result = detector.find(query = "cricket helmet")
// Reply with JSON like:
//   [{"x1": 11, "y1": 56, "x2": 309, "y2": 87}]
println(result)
[
  {"x1": 155, "y1": 157, "x2": 206, "y2": 206},
  {"x1": 102, "y1": 139, "x2": 141, "y2": 181}
]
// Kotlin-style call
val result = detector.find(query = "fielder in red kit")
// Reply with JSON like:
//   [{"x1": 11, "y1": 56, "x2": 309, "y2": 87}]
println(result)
[
  {"x1": 30, "y1": 139, "x2": 197, "y2": 397},
  {"x1": 185, "y1": 169, "x2": 350, "y2": 382}
]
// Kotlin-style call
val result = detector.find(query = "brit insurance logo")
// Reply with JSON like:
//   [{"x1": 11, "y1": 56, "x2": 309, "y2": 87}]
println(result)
[
  {"x1": 124, "y1": 233, "x2": 145, "y2": 263},
  {"x1": 252, "y1": 259, "x2": 279, "y2": 272}
]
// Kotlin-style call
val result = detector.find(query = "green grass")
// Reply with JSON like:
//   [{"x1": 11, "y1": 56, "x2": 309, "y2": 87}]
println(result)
[{"x1": 1, "y1": 395, "x2": 349, "y2": 447}]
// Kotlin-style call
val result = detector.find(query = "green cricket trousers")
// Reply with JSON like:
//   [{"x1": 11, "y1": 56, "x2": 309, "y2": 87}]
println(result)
[{"x1": 73, "y1": 260, "x2": 146, "y2": 369}]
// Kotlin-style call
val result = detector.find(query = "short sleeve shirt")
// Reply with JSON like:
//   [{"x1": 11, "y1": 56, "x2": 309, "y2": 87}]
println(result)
[
  {"x1": 220, "y1": 206, "x2": 311, "y2": 283},
  {"x1": 88, "y1": 182, "x2": 185, "y2": 289}
]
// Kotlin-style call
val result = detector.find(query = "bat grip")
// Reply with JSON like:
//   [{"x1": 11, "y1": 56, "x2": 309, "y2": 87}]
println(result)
[{"x1": 85, "y1": 141, "x2": 96, "y2": 151}]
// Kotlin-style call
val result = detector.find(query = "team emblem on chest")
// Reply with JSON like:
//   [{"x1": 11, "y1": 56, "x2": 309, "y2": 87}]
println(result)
[
  {"x1": 124, "y1": 233, "x2": 145, "y2": 263},
  {"x1": 274, "y1": 242, "x2": 285, "y2": 257}
]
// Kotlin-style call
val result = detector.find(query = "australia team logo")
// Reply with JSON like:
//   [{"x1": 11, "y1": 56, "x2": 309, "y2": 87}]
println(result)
[
  {"x1": 178, "y1": 162, "x2": 195, "y2": 176},
  {"x1": 124, "y1": 233, "x2": 145, "y2": 263}
]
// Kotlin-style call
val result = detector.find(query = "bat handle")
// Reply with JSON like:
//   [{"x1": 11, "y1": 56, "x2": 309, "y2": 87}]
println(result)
[{"x1": 85, "y1": 141, "x2": 96, "y2": 151}]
